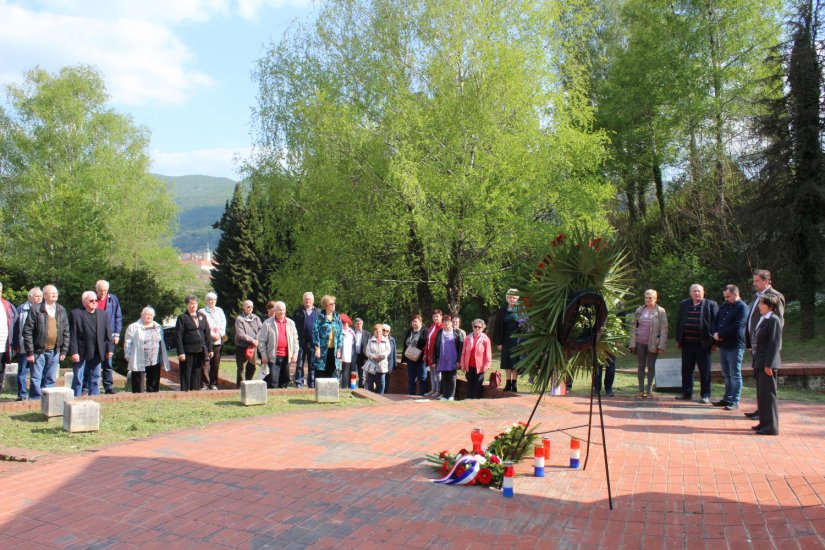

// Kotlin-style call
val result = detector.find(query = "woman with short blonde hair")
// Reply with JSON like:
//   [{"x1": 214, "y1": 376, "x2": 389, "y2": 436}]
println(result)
[{"x1": 628, "y1": 289, "x2": 668, "y2": 398}]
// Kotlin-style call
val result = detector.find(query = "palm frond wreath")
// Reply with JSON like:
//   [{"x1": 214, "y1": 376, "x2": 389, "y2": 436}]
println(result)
[{"x1": 514, "y1": 226, "x2": 633, "y2": 391}]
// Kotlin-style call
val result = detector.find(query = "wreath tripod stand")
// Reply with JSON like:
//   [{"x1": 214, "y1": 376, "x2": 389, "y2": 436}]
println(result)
[{"x1": 504, "y1": 295, "x2": 614, "y2": 510}]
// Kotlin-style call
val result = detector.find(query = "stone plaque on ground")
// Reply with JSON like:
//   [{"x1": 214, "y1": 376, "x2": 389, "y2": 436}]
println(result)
[
  {"x1": 654, "y1": 358, "x2": 682, "y2": 390},
  {"x1": 63, "y1": 400, "x2": 100, "y2": 432},
  {"x1": 41, "y1": 387, "x2": 74, "y2": 417},
  {"x1": 4, "y1": 362, "x2": 19, "y2": 393},
  {"x1": 315, "y1": 378, "x2": 340, "y2": 403},
  {"x1": 240, "y1": 380, "x2": 267, "y2": 405}
]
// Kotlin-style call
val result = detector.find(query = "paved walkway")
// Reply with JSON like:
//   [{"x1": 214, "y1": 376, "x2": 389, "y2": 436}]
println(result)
[{"x1": 0, "y1": 392, "x2": 824, "y2": 549}]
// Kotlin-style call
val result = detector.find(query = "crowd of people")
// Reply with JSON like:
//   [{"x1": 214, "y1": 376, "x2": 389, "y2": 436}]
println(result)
[
  {"x1": 625, "y1": 270, "x2": 785, "y2": 436},
  {"x1": 178, "y1": 291, "x2": 499, "y2": 401},
  {"x1": 0, "y1": 272, "x2": 787, "y2": 435},
  {"x1": 0, "y1": 280, "x2": 135, "y2": 400}
]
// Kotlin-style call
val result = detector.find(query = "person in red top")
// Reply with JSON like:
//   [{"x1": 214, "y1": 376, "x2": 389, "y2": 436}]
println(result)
[
  {"x1": 258, "y1": 301, "x2": 299, "y2": 389},
  {"x1": 424, "y1": 309, "x2": 443, "y2": 398},
  {"x1": 460, "y1": 319, "x2": 493, "y2": 399}
]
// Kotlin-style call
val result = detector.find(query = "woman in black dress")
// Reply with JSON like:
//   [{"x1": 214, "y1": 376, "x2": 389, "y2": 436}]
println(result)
[{"x1": 174, "y1": 295, "x2": 213, "y2": 392}]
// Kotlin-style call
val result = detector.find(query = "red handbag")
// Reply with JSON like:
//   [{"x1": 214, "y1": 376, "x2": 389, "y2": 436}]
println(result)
[{"x1": 244, "y1": 346, "x2": 255, "y2": 360}]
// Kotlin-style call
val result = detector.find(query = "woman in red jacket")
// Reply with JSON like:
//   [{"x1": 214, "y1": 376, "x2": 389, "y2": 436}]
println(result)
[{"x1": 460, "y1": 319, "x2": 492, "y2": 399}]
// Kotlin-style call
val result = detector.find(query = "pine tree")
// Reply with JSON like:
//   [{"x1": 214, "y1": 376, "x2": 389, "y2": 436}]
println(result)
[
  {"x1": 211, "y1": 183, "x2": 263, "y2": 316},
  {"x1": 787, "y1": 0, "x2": 824, "y2": 338}
]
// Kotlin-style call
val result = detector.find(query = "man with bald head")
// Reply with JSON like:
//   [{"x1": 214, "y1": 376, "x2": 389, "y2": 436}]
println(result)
[
  {"x1": 95, "y1": 280, "x2": 122, "y2": 394},
  {"x1": 69, "y1": 291, "x2": 114, "y2": 396},
  {"x1": 675, "y1": 284, "x2": 719, "y2": 403}
]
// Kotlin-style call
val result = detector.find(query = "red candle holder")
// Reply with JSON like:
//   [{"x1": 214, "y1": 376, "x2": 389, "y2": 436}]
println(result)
[{"x1": 470, "y1": 428, "x2": 484, "y2": 454}]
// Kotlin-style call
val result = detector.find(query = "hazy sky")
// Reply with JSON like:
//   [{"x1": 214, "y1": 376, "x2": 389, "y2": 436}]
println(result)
[{"x1": 0, "y1": 0, "x2": 318, "y2": 179}]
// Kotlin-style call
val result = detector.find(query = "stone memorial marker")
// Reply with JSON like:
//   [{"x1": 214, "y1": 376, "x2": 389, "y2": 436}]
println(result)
[
  {"x1": 654, "y1": 358, "x2": 682, "y2": 391},
  {"x1": 64, "y1": 371, "x2": 73, "y2": 389},
  {"x1": 241, "y1": 380, "x2": 267, "y2": 406},
  {"x1": 4, "y1": 362, "x2": 18, "y2": 393},
  {"x1": 41, "y1": 387, "x2": 75, "y2": 418},
  {"x1": 63, "y1": 400, "x2": 100, "y2": 433},
  {"x1": 315, "y1": 378, "x2": 340, "y2": 403}
]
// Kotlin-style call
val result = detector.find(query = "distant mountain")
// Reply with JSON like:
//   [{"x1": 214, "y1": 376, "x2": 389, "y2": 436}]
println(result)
[{"x1": 155, "y1": 174, "x2": 236, "y2": 253}]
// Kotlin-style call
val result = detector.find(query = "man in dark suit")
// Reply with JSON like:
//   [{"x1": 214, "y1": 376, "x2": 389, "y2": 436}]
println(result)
[
  {"x1": 292, "y1": 292, "x2": 319, "y2": 388},
  {"x1": 69, "y1": 291, "x2": 114, "y2": 396},
  {"x1": 675, "y1": 284, "x2": 719, "y2": 403},
  {"x1": 744, "y1": 270, "x2": 785, "y2": 420}
]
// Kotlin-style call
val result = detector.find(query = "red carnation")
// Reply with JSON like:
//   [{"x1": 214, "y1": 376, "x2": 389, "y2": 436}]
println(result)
[
  {"x1": 477, "y1": 468, "x2": 493, "y2": 486},
  {"x1": 489, "y1": 455, "x2": 501, "y2": 464},
  {"x1": 458, "y1": 448, "x2": 469, "y2": 456},
  {"x1": 467, "y1": 477, "x2": 477, "y2": 486},
  {"x1": 441, "y1": 461, "x2": 451, "y2": 476},
  {"x1": 439, "y1": 450, "x2": 450, "y2": 459},
  {"x1": 455, "y1": 464, "x2": 467, "y2": 477},
  {"x1": 551, "y1": 233, "x2": 566, "y2": 247}
]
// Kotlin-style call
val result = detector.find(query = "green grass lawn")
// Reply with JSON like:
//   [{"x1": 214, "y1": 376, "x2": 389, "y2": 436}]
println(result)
[{"x1": 0, "y1": 392, "x2": 369, "y2": 455}]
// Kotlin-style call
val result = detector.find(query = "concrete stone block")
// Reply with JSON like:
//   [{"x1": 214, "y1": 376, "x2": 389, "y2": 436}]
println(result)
[
  {"x1": 240, "y1": 380, "x2": 267, "y2": 406},
  {"x1": 63, "y1": 400, "x2": 100, "y2": 433},
  {"x1": 41, "y1": 387, "x2": 75, "y2": 417},
  {"x1": 4, "y1": 371, "x2": 18, "y2": 393},
  {"x1": 315, "y1": 378, "x2": 340, "y2": 403},
  {"x1": 654, "y1": 358, "x2": 682, "y2": 390},
  {"x1": 64, "y1": 371, "x2": 73, "y2": 389}
]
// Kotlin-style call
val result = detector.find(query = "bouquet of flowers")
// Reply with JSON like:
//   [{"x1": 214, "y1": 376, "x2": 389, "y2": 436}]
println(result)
[
  {"x1": 425, "y1": 422, "x2": 539, "y2": 487},
  {"x1": 486, "y1": 421, "x2": 540, "y2": 462}
]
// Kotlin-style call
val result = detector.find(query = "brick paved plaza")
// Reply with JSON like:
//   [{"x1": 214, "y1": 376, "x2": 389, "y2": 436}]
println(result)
[{"x1": 0, "y1": 391, "x2": 823, "y2": 549}]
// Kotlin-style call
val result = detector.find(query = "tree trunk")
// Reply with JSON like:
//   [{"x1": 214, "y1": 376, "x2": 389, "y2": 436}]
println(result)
[
  {"x1": 445, "y1": 240, "x2": 464, "y2": 316},
  {"x1": 407, "y1": 223, "x2": 433, "y2": 314},
  {"x1": 707, "y1": 4, "x2": 726, "y2": 209}
]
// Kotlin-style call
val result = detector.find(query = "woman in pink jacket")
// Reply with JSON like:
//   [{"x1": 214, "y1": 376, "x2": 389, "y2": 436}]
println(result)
[{"x1": 460, "y1": 319, "x2": 492, "y2": 399}]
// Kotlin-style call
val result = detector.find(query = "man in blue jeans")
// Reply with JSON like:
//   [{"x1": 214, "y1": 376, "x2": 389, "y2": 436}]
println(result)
[
  {"x1": 95, "y1": 280, "x2": 122, "y2": 394},
  {"x1": 292, "y1": 292, "x2": 319, "y2": 388},
  {"x1": 711, "y1": 285, "x2": 748, "y2": 410},
  {"x1": 23, "y1": 285, "x2": 70, "y2": 400}
]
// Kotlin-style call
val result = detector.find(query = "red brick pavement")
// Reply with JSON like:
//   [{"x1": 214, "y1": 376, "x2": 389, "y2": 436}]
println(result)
[{"x1": 0, "y1": 392, "x2": 824, "y2": 548}]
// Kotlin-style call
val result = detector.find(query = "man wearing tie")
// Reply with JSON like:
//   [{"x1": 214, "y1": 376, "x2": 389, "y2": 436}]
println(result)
[{"x1": 744, "y1": 270, "x2": 785, "y2": 420}]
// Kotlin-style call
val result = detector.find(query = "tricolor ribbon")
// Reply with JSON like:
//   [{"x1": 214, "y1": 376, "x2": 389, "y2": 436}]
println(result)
[{"x1": 433, "y1": 454, "x2": 487, "y2": 485}]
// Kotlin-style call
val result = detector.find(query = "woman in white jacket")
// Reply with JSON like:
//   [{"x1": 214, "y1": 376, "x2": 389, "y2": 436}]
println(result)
[
  {"x1": 364, "y1": 323, "x2": 391, "y2": 394},
  {"x1": 124, "y1": 307, "x2": 171, "y2": 393}
]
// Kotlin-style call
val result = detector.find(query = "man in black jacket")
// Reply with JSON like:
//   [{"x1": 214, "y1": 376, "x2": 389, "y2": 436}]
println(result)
[
  {"x1": 675, "y1": 284, "x2": 719, "y2": 403},
  {"x1": 744, "y1": 270, "x2": 785, "y2": 420},
  {"x1": 292, "y1": 292, "x2": 319, "y2": 388},
  {"x1": 22, "y1": 285, "x2": 70, "y2": 400},
  {"x1": 69, "y1": 291, "x2": 114, "y2": 396}
]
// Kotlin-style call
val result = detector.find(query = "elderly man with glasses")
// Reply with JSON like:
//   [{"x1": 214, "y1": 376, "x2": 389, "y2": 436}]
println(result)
[{"x1": 69, "y1": 291, "x2": 114, "y2": 396}]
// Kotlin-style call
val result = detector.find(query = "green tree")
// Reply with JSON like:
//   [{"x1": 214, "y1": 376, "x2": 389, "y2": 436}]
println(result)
[
  {"x1": 250, "y1": 0, "x2": 613, "y2": 318},
  {"x1": 0, "y1": 65, "x2": 186, "y2": 312}
]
